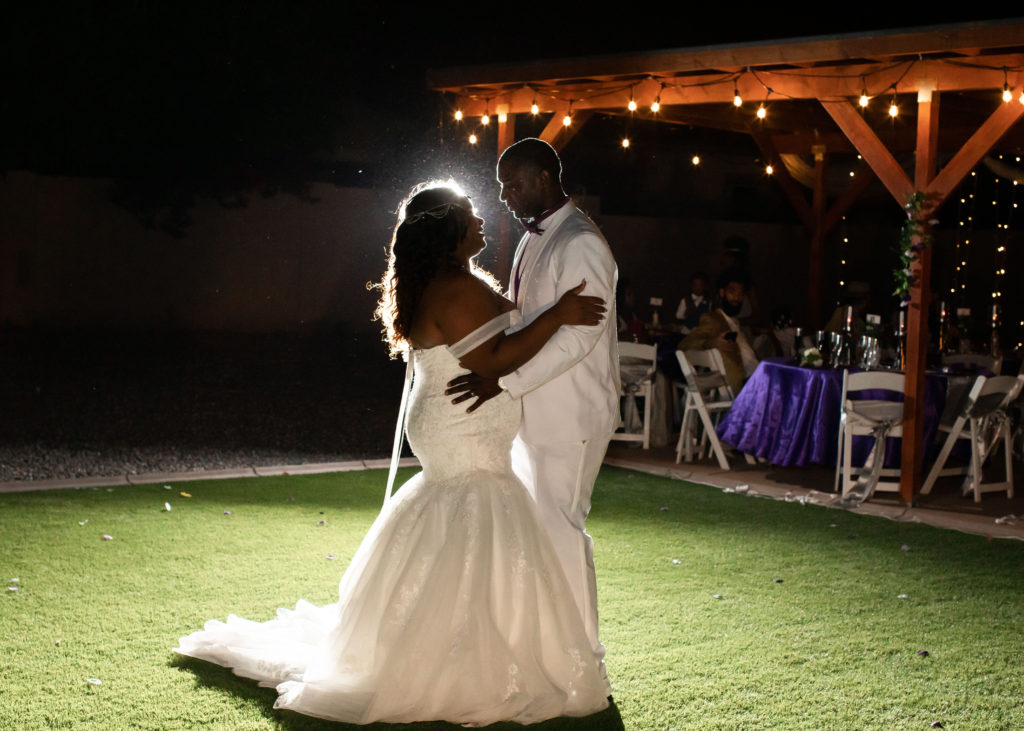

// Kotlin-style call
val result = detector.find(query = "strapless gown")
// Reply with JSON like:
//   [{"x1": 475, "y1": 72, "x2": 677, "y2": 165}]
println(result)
[{"x1": 174, "y1": 339, "x2": 609, "y2": 725}]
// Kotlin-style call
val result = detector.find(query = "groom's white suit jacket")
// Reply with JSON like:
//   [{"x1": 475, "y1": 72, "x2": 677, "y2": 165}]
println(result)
[{"x1": 501, "y1": 201, "x2": 620, "y2": 443}]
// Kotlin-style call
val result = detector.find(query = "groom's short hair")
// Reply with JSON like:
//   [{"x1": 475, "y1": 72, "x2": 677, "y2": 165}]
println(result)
[{"x1": 499, "y1": 138, "x2": 562, "y2": 186}]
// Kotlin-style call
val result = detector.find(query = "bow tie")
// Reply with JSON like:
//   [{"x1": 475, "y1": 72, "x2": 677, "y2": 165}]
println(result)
[{"x1": 521, "y1": 196, "x2": 569, "y2": 236}]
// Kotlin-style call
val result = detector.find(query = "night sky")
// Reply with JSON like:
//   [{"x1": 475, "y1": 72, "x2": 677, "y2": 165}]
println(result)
[{"x1": 5, "y1": 4, "x2": 1004, "y2": 186}]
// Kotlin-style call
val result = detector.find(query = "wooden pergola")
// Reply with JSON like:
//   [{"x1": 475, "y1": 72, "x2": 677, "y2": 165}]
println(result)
[{"x1": 428, "y1": 20, "x2": 1024, "y2": 503}]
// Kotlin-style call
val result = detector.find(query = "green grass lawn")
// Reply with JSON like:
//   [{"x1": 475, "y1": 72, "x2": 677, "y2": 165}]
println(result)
[{"x1": 2, "y1": 466, "x2": 1022, "y2": 730}]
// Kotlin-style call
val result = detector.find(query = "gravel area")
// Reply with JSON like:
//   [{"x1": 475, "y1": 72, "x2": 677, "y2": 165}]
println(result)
[{"x1": 0, "y1": 328, "x2": 407, "y2": 482}]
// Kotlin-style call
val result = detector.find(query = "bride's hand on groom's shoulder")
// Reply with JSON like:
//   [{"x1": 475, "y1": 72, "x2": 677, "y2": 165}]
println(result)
[{"x1": 446, "y1": 372, "x2": 502, "y2": 413}]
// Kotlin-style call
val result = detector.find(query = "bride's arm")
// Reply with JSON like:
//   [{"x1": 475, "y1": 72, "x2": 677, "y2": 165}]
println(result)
[{"x1": 437, "y1": 274, "x2": 604, "y2": 380}]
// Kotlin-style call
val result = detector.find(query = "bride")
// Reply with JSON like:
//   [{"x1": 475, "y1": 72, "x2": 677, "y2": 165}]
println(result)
[{"x1": 175, "y1": 181, "x2": 611, "y2": 725}]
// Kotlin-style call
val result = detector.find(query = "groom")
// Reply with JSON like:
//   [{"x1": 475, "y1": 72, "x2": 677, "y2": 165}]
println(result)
[{"x1": 447, "y1": 138, "x2": 620, "y2": 691}]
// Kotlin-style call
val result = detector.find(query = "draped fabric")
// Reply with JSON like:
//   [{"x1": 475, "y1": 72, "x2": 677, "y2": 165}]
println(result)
[{"x1": 717, "y1": 358, "x2": 946, "y2": 467}]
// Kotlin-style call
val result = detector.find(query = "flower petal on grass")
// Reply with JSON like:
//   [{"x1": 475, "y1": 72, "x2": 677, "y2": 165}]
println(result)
[
  {"x1": 671, "y1": 559, "x2": 681, "y2": 565},
  {"x1": 930, "y1": 723, "x2": 943, "y2": 728},
  {"x1": 7, "y1": 587, "x2": 18, "y2": 591},
  {"x1": 9, "y1": 578, "x2": 19, "y2": 583},
  {"x1": 900, "y1": 544, "x2": 910, "y2": 551},
  {"x1": 897, "y1": 593, "x2": 908, "y2": 599},
  {"x1": 326, "y1": 554, "x2": 336, "y2": 560},
  {"x1": 711, "y1": 594, "x2": 723, "y2": 600},
  {"x1": 316, "y1": 520, "x2": 326, "y2": 526},
  {"x1": 660, "y1": 506, "x2": 668, "y2": 511},
  {"x1": 772, "y1": 578, "x2": 783, "y2": 583},
  {"x1": 179, "y1": 492, "x2": 191, "y2": 498},
  {"x1": 163, "y1": 502, "x2": 172, "y2": 512},
  {"x1": 102, "y1": 534, "x2": 113, "y2": 541},
  {"x1": 163, "y1": 485, "x2": 172, "y2": 490},
  {"x1": 918, "y1": 650, "x2": 930, "y2": 657},
  {"x1": 85, "y1": 678, "x2": 102, "y2": 685},
  {"x1": 78, "y1": 520, "x2": 88, "y2": 526},
  {"x1": 223, "y1": 510, "x2": 232, "y2": 515}
]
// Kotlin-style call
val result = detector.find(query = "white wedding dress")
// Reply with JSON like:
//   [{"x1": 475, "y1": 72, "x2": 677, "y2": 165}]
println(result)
[{"x1": 175, "y1": 313, "x2": 610, "y2": 726}]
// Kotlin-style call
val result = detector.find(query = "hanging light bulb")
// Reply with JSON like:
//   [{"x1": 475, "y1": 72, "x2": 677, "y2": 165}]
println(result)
[
  {"x1": 562, "y1": 113, "x2": 572, "y2": 126},
  {"x1": 468, "y1": 133, "x2": 477, "y2": 144},
  {"x1": 481, "y1": 113, "x2": 490, "y2": 125},
  {"x1": 765, "y1": 163, "x2": 774, "y2": 175},
  {"x1": 888, "y1": 96, "x2": 899, "y2": 118},
  {"x1": 628, "y1": 98, "x2": 637, "y2": 112},
  {"x1": 530, "y1": 99, "x2": 539, "y2": 115},
  {"x1": 733, "y1": 83, "x2": 742, "y2": 107},
  {"x1": 621, "y1": 137, "x2": 630, "y2": 148},
  {"x1": 756, "y1": 103, "x2": 766, "y2": 119},
  {"x1": 1019, "y1": 89, "x2": 1024, "y2": 105},
  {"x1": 454, "y1": 109, "x2": 463, "y2": 121},
  {"x1": 1003, "y1": 83, "x2": 1013, "y2": 103},
  {"x1": 858, "y1": 78, "x2": 870, "y2": 108},
  {"x1": 691, "y1": 155, "x2": 701, "y2": 166},
  {"x1": 650, "y1": 96, "x2": 660, "y2": 113}
]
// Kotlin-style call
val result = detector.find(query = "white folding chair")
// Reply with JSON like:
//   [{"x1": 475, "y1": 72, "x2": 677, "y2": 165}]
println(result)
[
  {"x1": 675, "y1": 349, "x2": 734, "y2": 469},
  {"x1": 942, "y1": 353, "x2": 1002, "y2": 375},
  {"x1": 834, "y1": 370, "x2": 906, "y2": 498},
  {"x1": 920, "y1": 374, "x2": 1023, "y2": 502},
  {"x1": 612, "y1": 341, "x2": 657, "y2": 449}
]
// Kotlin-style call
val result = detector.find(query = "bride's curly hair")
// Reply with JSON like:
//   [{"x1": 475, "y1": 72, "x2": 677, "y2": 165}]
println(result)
[{"x1": 372, "y1": 181, "x2": 494, "y2": 357}]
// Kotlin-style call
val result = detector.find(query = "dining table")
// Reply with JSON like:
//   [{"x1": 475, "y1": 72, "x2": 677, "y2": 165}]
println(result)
[{"x1": 716, "y1": 357, "x2": 950, "y2": 468}]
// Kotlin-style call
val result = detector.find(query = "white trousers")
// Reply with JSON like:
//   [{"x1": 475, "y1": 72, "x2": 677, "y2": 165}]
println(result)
[{"x1": 512, "y1": 432, "x2": 612, "y2": 690}]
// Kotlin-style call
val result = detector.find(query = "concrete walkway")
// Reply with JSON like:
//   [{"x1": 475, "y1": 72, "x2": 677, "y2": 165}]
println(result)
[{"x1": 3, "y1": 449, "x2": 1021, "y2": 542}]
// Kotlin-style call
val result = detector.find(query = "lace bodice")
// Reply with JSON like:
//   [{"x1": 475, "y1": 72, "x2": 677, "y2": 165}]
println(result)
[{"x1": 405, "y1": 346, "x2": 520, "y2": 482}]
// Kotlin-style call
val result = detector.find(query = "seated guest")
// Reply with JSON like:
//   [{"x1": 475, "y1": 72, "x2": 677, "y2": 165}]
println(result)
[
  {"x1": 616, "y1": 277, "x2": 645, "y2": 341},
  {"x1": 825, "y1": 281, "x2": 871, "y2": 338},
  {"x1": 678, "y1": 268, "x2": 759, "y2": 395},
  {"x1": 674, "y1": 272, "x2": 710, "y2": 335},
  {"x1": 753, "y1": 308, "x2": 797, "y2": 359}
]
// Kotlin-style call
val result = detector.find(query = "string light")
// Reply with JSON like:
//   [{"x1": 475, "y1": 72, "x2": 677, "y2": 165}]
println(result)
[
  {"x1": 481, "y1": 100, "x2": 490, "y2": 126},
  {"x1": 627, "y1": 87, "x2": 637, "y2": 112},
  {"x1": 1002, "y1": 68, "x2": 1013, "y2": 103},
  {"x1": 765, "y1": 163, "x2": 774, "y2": 175},
  {"x1": 733, "y1": 82, "x2": 742, "y2": 108},
  {"x1": 530, "y1": 99, "x2": 539, "y2": 115},
  {"x1": 621, "y1": 137, "x2": 630, "y2": 148},
  {"x1": 888, "y1": 91, "x2": 899, "y2": 118},
  {"x1": 756, "y1": 88, "x2": 772, "y2": 120},
  {"x1": 468, "y1": 133, "x2": 477, "y2": 144},
  {"x1": 691, "y1": 155, "x2": 701, "y2": 166},
  {"x1": 858, "y1": 77, "x2": 870, "y2": 108},
  {"x1": 562, "y1": 100, "x2": 573, "y2": 127},
  {"x1": 454, "y1": 109, "x2": 463, "y2": 121}
]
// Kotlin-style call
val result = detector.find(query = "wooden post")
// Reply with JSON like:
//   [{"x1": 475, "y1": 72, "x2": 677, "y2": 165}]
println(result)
[
  {"x1": 899, "y1": 87, "x2": 939, "y2": 505},
  {"x1": 495, "y1": 112, "x2": 517, "y2": 287},
  {"x1": 809, "y1": 145, "x2": 826, "y2": 327}
]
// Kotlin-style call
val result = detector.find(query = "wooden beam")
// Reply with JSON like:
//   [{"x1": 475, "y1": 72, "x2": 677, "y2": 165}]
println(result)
[
  {"x1": 820, "y1": 163, "x2": 877, "y2": 234},
  {"x1": 899, "y1": 89, "x2": 941, "y2": 504},
  {"x1": 538, "y1": 110, "x2": 591, "y2": 151},
  {"x1": 748, "y1": 123, "x2": 814, "y2": 228},
  {"x1": 809, "y1": 146, "x2": 827, "y2": 327},
  {"x1": 438, "y1": 54, "x2": 1024, "y2": 115},
  {"x1": 926, "y1": 98, "x2": 1024, "y2": 202},
  {"x1": 428, "y1": 22, "x2": 1024, "y2": 91},
  {"x1": 820, "y1": 99, "x2": 914, "y2": 204}
]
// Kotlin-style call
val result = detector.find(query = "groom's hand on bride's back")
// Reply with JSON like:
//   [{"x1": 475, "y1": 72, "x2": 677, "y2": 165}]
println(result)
[{"x1": 446, "y1": 372, "x2": 502, "y2": 413}]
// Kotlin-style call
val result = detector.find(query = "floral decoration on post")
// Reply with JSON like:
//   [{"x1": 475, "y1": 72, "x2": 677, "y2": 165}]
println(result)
[{"x1": 893, "y1": 191, "x2": 935, "y2": 304}]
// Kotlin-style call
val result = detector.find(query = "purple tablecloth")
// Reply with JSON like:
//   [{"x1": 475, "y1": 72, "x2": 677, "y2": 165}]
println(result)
[{"x1": 717, "y1": 358, "x2": 946, "y2": 468}]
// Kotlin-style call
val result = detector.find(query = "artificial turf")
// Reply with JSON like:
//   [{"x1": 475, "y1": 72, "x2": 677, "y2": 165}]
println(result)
[{"x1": 2, "y1": 466, "x2": 1022, "y2": 730}]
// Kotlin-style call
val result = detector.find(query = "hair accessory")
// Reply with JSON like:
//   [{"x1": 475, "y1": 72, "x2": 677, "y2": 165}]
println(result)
[{"x1": 403, "y1": 200, "x2": 467, "y2": 225}]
